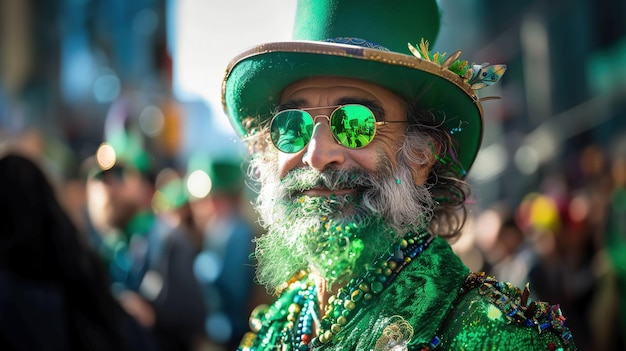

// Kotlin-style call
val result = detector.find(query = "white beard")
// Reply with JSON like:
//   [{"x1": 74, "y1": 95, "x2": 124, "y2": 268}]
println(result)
[{"x1": 249, "y1": 151, "x2": 435, "y2": 290}]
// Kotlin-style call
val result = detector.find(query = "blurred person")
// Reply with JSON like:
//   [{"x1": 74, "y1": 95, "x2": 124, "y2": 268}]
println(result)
[
  {"x1": 85, "y1": 99, "x2": 205, "y2": 351},
  {"x1": 85, "y1": 141, "x2": 161, "y2": 325},
  {"x1": 522, "y1": 190, "x2": 599, "y2": 351},
  {"x1": 0, "y1": 152, "x2": 156, "y2": 351},
  {"x1": 186, "y1": 153, "x2": 259, "y2": 351},
  {"x1": 219, "y1": 0, "x2": 576, "y2": 349},
  {"x1": 149, "y1": 168, "x2": 208, "y2": 351},
  {"x1": 599, "y1": 142, "x2": 626, "y2": 350},
  {"x1": 488, "y1": 216, "x2": 536, "y2": 289}
]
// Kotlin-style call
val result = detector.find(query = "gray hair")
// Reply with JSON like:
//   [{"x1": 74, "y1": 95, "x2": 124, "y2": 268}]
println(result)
[{"x1": 403, "y1": 102, "x2": 471, "y2": 240}]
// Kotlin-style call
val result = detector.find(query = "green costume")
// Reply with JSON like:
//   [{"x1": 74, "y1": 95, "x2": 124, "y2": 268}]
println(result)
[{"x1": 237, "y1": 234, "x2": 575, "y2": 350}]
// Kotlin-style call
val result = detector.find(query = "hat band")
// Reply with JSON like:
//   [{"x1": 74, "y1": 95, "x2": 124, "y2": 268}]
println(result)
[{"x1": 323, "y1": 37, "x2": 390, "y2": 51}]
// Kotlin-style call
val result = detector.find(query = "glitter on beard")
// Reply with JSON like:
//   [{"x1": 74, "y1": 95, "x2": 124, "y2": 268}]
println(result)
[
  {"x1": 253, "y1": 167, "x2": 399, "y2": 290},
  {"x1": 251, "y1": 153, "x2": 435, "y2": 291}
]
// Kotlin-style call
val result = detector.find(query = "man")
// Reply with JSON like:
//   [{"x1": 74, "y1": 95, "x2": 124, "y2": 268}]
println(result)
[
  {"x1": 220, "y1": 0, "x2": 577, "y2": 350},
  {"x1": 85, "y1": 99, "x2": 205, "y2": 351},
  {"x1": 186, "y1": 153, "x2": 260, "y2": 350},
  {"x1": 86, "y1": 141, "x2": 160, "y2": 311}
]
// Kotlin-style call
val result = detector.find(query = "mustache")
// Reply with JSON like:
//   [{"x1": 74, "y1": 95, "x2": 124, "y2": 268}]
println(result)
[{"x1": 280, "y1": 168, "x2": 377, "y2": 194}]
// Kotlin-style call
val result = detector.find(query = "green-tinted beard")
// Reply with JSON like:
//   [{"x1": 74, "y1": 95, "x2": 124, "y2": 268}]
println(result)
[
  {"x1": 252, "y1": 152, "x2": 434, "y2": 291},
  {"x1": 254, "y1": 192, "x2": 397, "y2": 291}
]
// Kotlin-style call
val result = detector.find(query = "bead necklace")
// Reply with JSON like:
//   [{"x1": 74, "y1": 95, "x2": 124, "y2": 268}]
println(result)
[
  {"x1": 239, "y1": 229, "x2": 433, "y2": 350},
  {"x1": 311, "y1": 229, "x2": 433, "y2": 347}
]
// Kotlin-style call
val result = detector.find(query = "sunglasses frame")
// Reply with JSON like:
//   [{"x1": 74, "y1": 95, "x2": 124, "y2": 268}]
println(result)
[{"x1": 269, "y1": 104, "x2": 405, "y2": 153}]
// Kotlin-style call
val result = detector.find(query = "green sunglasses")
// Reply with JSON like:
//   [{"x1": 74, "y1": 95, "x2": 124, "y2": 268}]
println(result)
[{"x1": 269, "y1": 104, "x2": 405, "y2": 153}]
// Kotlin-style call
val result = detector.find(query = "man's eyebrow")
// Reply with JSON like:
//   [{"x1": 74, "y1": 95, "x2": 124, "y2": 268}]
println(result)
[
  {"x1": 276, "y1": 97, "x2": 386, "y2": 120},
  {"x1": 336, "y1": 97, "x2": 386, "y2": 120},
  {"x1": 275, "y1": 99, "x2": 307, "y2": 112}
]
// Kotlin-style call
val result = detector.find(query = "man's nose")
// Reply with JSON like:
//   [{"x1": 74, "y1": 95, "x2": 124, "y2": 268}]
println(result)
[{"x1": 302, "y1": 116, "x2": 345, "y2": 171}]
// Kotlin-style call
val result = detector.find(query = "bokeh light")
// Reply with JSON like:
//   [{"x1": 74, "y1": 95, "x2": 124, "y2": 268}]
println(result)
[
  {"x1": 95, "y1": 143, "x2": 116, "y2": 170},
  {"x1": 186, "y1": 169, "x2": 212, "y2": 199}
]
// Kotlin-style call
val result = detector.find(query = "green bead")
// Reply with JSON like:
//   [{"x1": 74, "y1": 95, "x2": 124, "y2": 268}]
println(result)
[
  {"x1": 371, "y1": 281, "x2": 384, "y2": 294},
  {"x1": 351, "y1": 289, "x2": 363, "y2": 301},
  {"x1": 359, "y1": 283, "x2": 370, "y2": 292},
  {"x1": 249, "y1": 304, "x2": 269, "y2": 332}
]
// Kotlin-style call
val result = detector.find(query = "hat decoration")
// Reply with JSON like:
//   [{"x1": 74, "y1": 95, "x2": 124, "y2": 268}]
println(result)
[{"x1": 408, "y1": 38, "x2": 507, "y2": 90}]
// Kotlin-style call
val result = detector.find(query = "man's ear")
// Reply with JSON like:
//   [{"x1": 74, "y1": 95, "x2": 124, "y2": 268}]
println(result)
[{"x1": 409, "y1": 142, "x2": 439, "y2": 185}]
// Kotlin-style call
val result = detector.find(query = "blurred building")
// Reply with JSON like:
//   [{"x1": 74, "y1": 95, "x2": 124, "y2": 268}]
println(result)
[{"x1": 436, "y1": 0, "x2": 626, "y2": 209}]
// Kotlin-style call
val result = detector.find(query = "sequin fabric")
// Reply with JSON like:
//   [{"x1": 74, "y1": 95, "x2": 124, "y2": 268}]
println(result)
[{"x1": 436, "y1": 272, "x2": 577, "y2": 350}]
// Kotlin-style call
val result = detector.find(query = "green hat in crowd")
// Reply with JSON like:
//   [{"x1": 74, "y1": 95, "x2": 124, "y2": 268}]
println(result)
[
  {"x1": 105, "y1": 129, "x2": 153, "y2": 175},
  {"x1": 152, "y1": 171, "x2": 188, "y2": 212},
  {"x1": 150, "y1": 154, "x2": 248, "y2": 212},
  {"x1": 222, "y1": 0, "x2": 506, "y2": 175},
  {"x1": 185, "y1": 152, "x2": 246, "y2": 199}
]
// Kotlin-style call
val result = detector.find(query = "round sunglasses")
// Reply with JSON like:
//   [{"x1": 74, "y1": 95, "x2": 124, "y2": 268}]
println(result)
[{"x1": 269, "y1": 104, "x2": 405, "y2": 153}]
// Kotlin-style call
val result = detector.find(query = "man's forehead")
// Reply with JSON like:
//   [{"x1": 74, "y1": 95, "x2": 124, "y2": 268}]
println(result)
[{"x1": 279, "y1": 76, "x2": 402, "y2": 104}]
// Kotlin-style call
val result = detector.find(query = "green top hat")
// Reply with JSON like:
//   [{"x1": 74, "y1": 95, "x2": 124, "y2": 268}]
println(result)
[{"x1": 222, "y1": 0, "x2": 506, "y2": 175}]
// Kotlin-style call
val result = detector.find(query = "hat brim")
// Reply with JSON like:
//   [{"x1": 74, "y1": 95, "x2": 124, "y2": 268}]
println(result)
[{"x1": 222, "y1": 41, "x2": 484, "y2": 173}]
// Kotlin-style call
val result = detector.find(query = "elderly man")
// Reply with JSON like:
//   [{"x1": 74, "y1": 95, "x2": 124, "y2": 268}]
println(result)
[{"x1": 220, "y1": 0, "x2": 577, "y2": 350}]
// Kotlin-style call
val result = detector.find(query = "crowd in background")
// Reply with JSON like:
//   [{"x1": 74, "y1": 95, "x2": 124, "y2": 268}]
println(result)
[{"x1": 0, "y1": 105, "x2": 273, "y2": 351}]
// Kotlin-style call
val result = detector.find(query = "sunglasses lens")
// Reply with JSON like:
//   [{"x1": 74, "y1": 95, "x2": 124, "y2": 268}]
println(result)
[
  {"x1": 270, "y1": 110, "x2": 314, "y2": 153},
  {"x1": 330, "y1": 105, "x2": 376, "y2": 149}
]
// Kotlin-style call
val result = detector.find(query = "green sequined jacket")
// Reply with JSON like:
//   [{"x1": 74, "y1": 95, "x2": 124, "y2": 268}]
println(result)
[{"x1": 239, "y1": 236, "x2": 577, "y2": 351}]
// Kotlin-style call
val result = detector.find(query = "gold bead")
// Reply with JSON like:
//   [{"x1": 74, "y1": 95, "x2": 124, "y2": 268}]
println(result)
[
  {"x1": 288, "y1": 303, "x2": 301, "y2": 314},
  {"x1": 400, "y1": 239, "x2": 408, "y2": 248},
  {"x1": 320, "y1": 330, "x2": 334, "y2": 343},
  {"x1": 337, "y1": 316, "x2": 348, "y2": 325}
]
